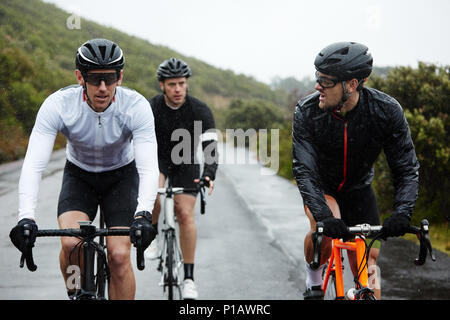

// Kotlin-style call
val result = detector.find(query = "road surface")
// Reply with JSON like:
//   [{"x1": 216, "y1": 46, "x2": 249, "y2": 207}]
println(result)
[{"x1": 0, "y1": 147, "x2": 448, "y2": 300}]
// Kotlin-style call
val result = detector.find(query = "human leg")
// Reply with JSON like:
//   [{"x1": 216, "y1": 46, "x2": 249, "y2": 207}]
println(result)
[
  {"x1": 339, "y1": 185, "x2": 381, "y2": 299},
  {"x1": 58, "y1": 210, "x2": 91, "y2": 295},
  {"x1": 303, "y1": 195, "x2": 341, "y2": 299},
  {"x1": 304, "y1": 195, "x2": 341, "y2": 264},
  {"x1": 174, "y1": 193, "x2": 198, "y2": 299},
  {"x1": 174, "y1": 194, "x2": 197, "y2": 265},
  {"x1": 106, "y1": 233, "x2": 135, "y2": 300},
  {"x1": 99, "y1": 161, "x2": 139, "y2": 300},
  {"x1": 57, "y1": 161, "x2": 99, "y2": 296}
]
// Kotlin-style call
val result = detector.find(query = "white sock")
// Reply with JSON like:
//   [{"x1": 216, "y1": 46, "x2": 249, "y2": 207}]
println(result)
[{"x1": 305, "y1": 258, "x2": 326, "y2": 289}]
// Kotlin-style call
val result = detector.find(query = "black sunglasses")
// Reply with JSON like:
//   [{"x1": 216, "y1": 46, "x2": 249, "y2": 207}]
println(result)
[
  {"x1": 84, "y1": 72, "x2": 118, "y2": 86},
  {"x1": 315, "y1": 72, "x2": 340, "y2": 88}
]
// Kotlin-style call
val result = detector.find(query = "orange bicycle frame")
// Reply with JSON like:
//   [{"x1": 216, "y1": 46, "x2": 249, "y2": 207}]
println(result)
[{"x1": 322, "y1": 237, "x2": 368, "y2": 299}]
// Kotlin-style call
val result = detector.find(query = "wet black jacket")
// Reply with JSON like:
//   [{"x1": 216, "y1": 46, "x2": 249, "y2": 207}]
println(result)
[{"x1": 292, "y1": 87, "x2": 419, "y2": 222}]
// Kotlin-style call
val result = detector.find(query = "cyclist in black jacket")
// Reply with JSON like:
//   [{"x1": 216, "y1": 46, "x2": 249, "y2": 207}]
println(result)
[
  {"x1": 293, "y1": 42, "x2": 419, "y2": 299},
  {"x1": 146, "y1": 58, "x2": 218, "y2": 299}
]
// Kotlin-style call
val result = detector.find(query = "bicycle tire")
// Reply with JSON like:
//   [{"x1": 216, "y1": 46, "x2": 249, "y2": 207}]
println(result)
[
  {"x1": 323, "y1": 265, "x2": 338, "y2": 300},
  {"x1": 362, "y1": 293, "x2": 377, "y2": 300},
  {"x1": 159, "y1": 229, "x2": 182, "y2": 300},
  {"x1": 96, "y1": 248, "x2": 108, "y2": 300},
  {"x1": 360, "y1": 288, "x2": 377, "y2": 300},
  {"x1": 164, "y1": 229, "x2": 182, "y2": 300},
  {"x1": 166, "y1": 230, "x2": 175, "y2": 300}
]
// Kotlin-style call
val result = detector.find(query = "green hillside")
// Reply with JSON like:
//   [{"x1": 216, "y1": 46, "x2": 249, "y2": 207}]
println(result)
[{"x1": 0, "y1": 0, "x2": 288, "y2": 162}]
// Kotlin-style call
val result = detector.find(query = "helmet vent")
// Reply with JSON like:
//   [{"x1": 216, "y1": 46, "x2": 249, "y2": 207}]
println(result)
[
  {"x1": 336, "y1": 47, "x2": 349, "y2": 55},
  {"x1": 84, "y1": 43, "x2": 95, "y2": 56},
  {"x1": 99, "y1": 46, "x2": 106, "y2": 60},
  {"x1": 110, "y1": 44, "x2": 117, "y2": 59},
  {"x1": 325, "y1": 58, "x2": 341, "y2": 65}
]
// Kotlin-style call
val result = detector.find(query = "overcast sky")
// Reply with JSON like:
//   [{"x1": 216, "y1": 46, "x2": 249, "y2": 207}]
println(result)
[{"x1": 44, "y1": 0, "x2": 450, "y2": 84}]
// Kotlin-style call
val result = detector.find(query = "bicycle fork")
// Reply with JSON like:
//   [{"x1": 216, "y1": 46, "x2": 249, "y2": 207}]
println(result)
[
  {"x1": 165, "y1": 196, "x2": 176, "y2": 229},
  {"x1": 81, "y1": 241, "x2": 97, "y2": 298},
  {"x1": 323, "y1": 238, "x2": 369, "y2": 299},
  {"x1": 77, "y1": 222, "x2": 108, "y2": 300},
  {"x1": 158, "y1": 195, "x2": 183, "y2": 289}
]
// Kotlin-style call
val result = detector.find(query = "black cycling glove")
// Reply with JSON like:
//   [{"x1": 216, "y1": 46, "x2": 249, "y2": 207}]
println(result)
[
  {"x1": 130, "y1": 211, "x2": 157, "y2": 250},
  {"x1": 382, "y1": 215, "x2": 410, "y2": 238},
  {"x1": 321, "y1": 216, "x2": 349, "y2": 239},
  {"x1": 9, "y1": 218, "x2": 38, "y2": 253}
]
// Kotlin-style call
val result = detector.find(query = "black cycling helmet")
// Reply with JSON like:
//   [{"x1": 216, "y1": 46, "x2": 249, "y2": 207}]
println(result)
[
  {"x1": 157, "y1": 58, "x2": 191, "y2": 81},
  {"x1": 314, "y1": 42, "x2": 373, "y2": 81},
  {"x1": 76, "y1": 38, "x2": 124, "y2": 75}
]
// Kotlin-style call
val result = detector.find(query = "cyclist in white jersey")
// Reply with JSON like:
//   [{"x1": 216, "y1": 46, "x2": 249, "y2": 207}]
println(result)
[{"x1": 9, "y1": 39, "x2": 159, "y2": 300}]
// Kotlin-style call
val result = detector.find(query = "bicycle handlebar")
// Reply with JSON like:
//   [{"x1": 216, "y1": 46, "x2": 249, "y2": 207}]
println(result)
[
  {"x1": 310, "y1": 219, "x2": 436, "y2": 270},
  {"x1": 158, "y1": 178, "x2": 209, "y2": 214},
  {"x1": 36, "y1": 228, "x2": 130, "y2": 237},
  {"x1": 18, "y1": 222, "x2": 138, "y2": 272}
]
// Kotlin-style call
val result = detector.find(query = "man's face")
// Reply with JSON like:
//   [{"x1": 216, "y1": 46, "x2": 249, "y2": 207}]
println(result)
[
  {"x1": 76, "y1": 69, "x2": 122, "y2": 112},
  {"x1": 160, "y1": 77, "x2": 187, "y2": 108},
  {"x1": 314, "y1": 71, "x2": 343, "y2": 110}
]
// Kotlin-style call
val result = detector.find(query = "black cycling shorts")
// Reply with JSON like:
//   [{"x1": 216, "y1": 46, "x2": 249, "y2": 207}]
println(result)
[
  {"x1": 328, "y1": 185, "x2": 380, "y2": 226},
  {"x1": 159, "y1": 159, "x2": 200, "y2": 195},
  {"x1": 57, "y1": 160, "x2": 138, "y2": 227}
]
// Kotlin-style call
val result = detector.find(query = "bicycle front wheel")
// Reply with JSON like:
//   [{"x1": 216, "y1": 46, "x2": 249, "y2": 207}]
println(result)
[
  {"x1": 165, "y1": 230, "x2": 182, "y2": 300},
  {"x1": 96, "y1": 249, "x2": 108, "y2": 300},
  {"x1": 323, "y1": 264, "x2": 338, "y2": 300}
]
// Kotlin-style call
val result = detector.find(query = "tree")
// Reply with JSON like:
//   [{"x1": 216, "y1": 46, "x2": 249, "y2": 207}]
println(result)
[
  {"x1": 369, "y1": 62, "x2": 450, "y2": 224},
  {"x1": 224, "y1": 99, "x2": 285, "y2": 131}
]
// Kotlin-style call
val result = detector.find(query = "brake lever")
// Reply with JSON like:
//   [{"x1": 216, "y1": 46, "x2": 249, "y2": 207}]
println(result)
[
  {"x1": 310, "y1": 222, "x2": 324, "y2": 270},
  {"x1": 21, "y1": 228, "x2": 37, "y2": 271},
  {"x1": 197, "y1": 178, "x2": 208, "y2": 215},
  {"x1": 200, "y1": 187, "x2": 206, "y2": 214},
  {"x1": 20, "y1": 253, "x2": 25, "y2": 268},
  {"x1": 134, "y1": 229, "x2": 145, "y2": 271},
  {"x1": 421, "y1": 220, "x2": 436, "y2": 262},
  {"x1": 24, "y1": 250, "x2": 38, "y2": 272},
  {"x1": 413, "y1": 219, "x2": 436, "y2": 266}
]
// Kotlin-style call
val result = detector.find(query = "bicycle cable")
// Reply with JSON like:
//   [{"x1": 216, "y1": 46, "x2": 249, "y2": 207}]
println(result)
[
  {"x1": 354, "y1": 233, "x2": 383, "y2": 287},
  {"x1": 68, "y1": 237, "x2": 84, "y2": 268}
]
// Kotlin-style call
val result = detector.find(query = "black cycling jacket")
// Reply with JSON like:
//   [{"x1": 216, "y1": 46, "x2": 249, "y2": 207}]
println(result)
[
  {"x1": 149, "y1": 94, "x2": 218, "y2": 180},
  {"x1": 292, "y1": 87, "x2": 419, "y2": 222}
]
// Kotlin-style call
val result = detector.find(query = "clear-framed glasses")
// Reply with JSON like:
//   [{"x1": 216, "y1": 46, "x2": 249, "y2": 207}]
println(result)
[{"x1": 315, "y1": 71, "x2": 340, "y2": 88}]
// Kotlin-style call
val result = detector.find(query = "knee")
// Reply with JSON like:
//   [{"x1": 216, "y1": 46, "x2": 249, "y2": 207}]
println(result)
[
  {"x1": 61, "y1": 237, "x2": 82, "y2": 257},
  {"x1": 108, "y1": 247, "x2": 131, "y2": 273},
  {"x1": 176, "y1": 207, "x2": 194, "y2": 226}
]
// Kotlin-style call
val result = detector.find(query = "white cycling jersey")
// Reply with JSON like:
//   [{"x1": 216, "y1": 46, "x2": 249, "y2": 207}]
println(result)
[{"x1": 18, "y1": 85, "x2": 159, "y2": 221}]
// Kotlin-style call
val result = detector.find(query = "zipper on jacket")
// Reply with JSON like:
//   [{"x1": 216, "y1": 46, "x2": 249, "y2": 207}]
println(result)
[
  {"x1": 330, "y1": 112, "x2": 348, "y2": 192},
  {"x1": 337, "y1": 122, "x2": 347, "y2": 192},
  {"x1": 98, "y1": 115, "x2": 102, "y2": 128}
]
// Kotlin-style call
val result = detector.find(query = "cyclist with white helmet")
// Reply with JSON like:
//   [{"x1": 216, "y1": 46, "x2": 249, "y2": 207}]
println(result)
[{"x1": 9, "y1": 38, "x2": 159, "y2": 300}]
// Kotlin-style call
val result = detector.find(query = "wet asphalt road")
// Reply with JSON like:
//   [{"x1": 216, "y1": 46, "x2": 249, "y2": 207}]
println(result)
[
  {"x1": 378, "y1": 237, "x2": 450, "y2": 299},
  {"x1": 0, "y1": 147, "x2": 448, "y2": 300}
]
